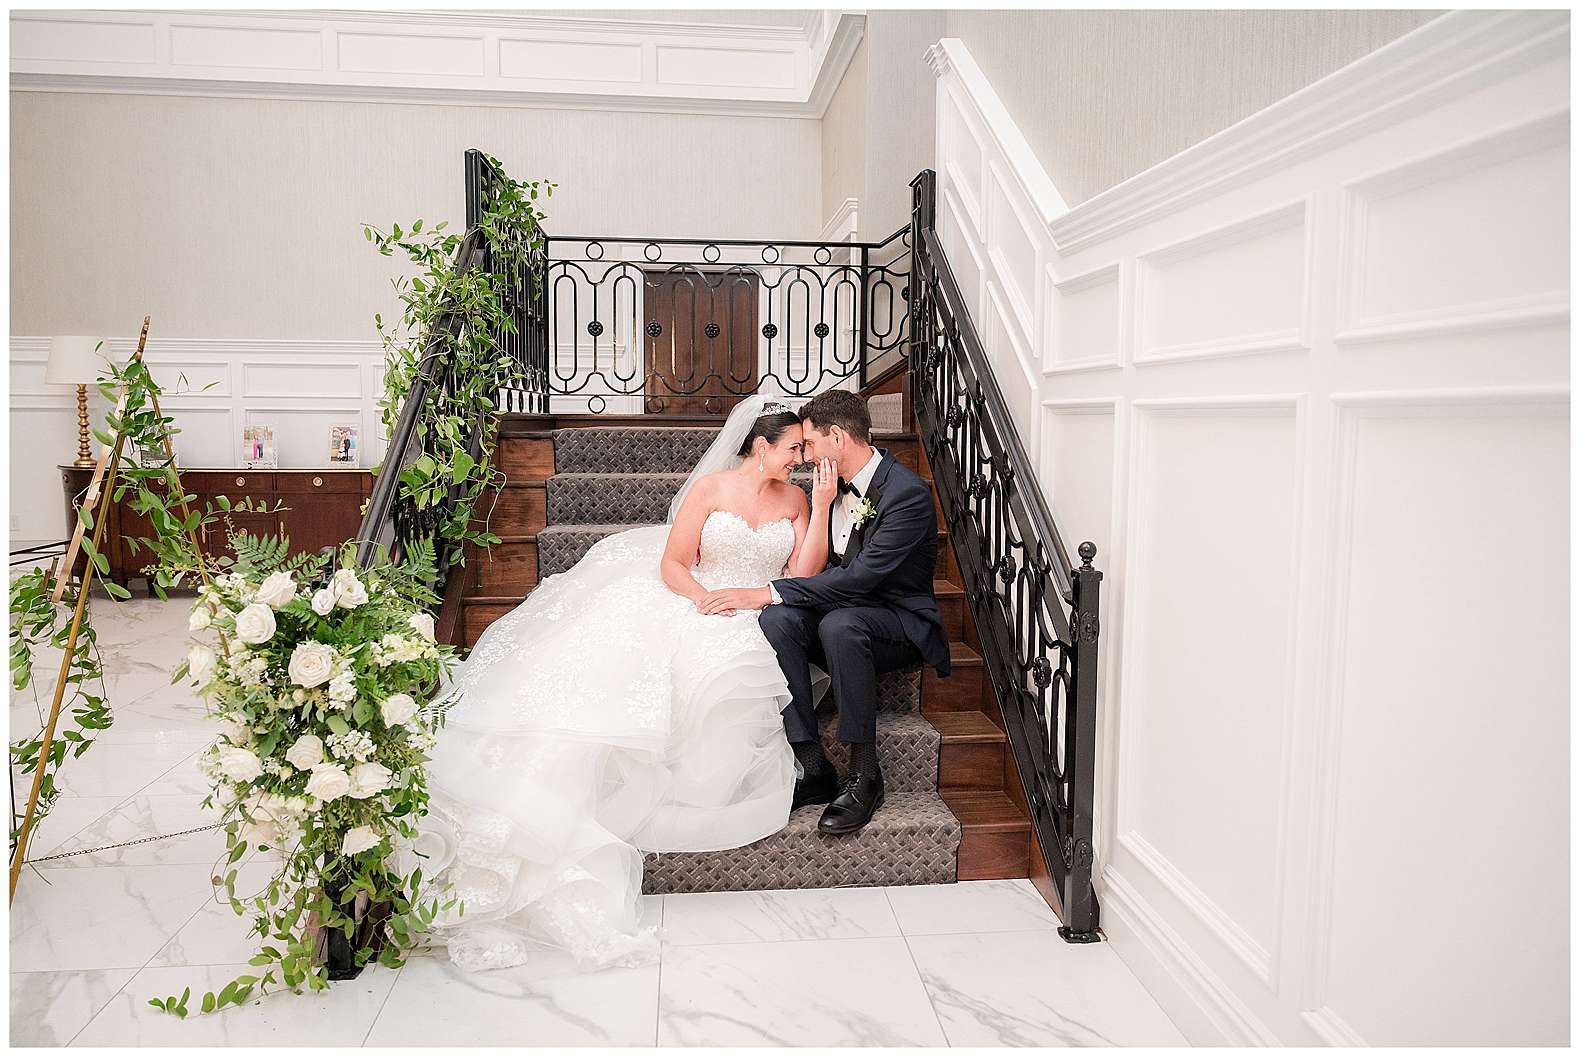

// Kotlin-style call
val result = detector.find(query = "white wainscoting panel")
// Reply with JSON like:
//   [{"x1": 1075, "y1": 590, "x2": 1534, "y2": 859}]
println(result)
[
  {"x1": 1305, "y1": 389, "x2": 1568, "y2": 1046},
  {"x1": 9, "y1": 338, "x2": 388, "y2": 543},
  {"x1": 929, "y1": 10, "x2": 1569, "y2": 1045},
  {"x1": 1046, "y1": 261, "x2": 1124, "y2": 374},
  {"x1": 1133, "y1": 198, "x2": 1312, "y2": 365},
  {"x1": 1117, "y1": 399, "x2": 1301, "y2": 988}
]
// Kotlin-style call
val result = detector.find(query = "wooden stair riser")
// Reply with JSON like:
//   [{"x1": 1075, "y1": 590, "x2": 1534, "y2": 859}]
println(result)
[
  {"x1": 943, "y1": 791, "x2": 1032, "y2": 882},
  {"x1": 939, "y1": 740, "x2": 1008, "y2": 793},
  {"x1": 472, "y1": 484, "x2": 546, "y2": 536},
  {"x1": 495, "y1": 435, "x2": 555, "y2": 481},
  {"x1": 470, "y1": 538, "x2": 538, "y2": 593},
  {"x1": 922, "y1": 662, "x2": 985, "y2": 711}
]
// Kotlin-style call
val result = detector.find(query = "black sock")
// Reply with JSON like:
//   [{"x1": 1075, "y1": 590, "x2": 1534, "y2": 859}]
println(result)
[
  {"x1": 847, "y1": 740, "x2": 881, "y2": 780},
  {"x1": 792, "y1": 740, "x2": 833, "y2": 777}
]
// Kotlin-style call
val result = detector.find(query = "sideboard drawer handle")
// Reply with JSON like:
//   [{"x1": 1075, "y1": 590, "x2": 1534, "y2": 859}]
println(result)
[
  {"x1": 235, "y1": 476, "x2": 246, "y2": 487},
  {"x1": 312, "y1": 476, "x2": 323, "y2": 487}
]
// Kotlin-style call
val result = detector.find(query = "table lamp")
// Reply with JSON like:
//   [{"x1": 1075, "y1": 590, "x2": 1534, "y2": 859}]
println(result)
[{"x1": 45, "y1": 335, "x2": 110, "y2": 468}]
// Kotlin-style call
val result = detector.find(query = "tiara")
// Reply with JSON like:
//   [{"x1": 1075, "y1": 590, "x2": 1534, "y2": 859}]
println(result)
[{"x1": 761, "y1": 399, "x2": 799, "y2": 415}]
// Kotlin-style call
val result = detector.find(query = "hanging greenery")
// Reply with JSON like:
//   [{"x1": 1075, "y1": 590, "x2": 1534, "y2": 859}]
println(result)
[{"x1": 363, "y1": 153, "x2": 554, "y2": 568}]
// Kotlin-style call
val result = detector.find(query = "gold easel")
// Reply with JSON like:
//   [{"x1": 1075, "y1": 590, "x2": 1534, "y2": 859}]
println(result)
[{"x1": 10, "y1": 317, "x2": 217, "y2": 900}]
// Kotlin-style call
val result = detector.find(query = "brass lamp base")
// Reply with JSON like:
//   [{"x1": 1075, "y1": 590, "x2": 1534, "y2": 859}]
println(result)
[{"x1": 72, "y1": 383, "x2": 96, "y2": 468}]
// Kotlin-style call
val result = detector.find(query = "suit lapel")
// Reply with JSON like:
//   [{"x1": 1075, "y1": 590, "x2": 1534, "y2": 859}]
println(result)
[{"x1": 843, "y1": 450, "x2": 892, "y2": 566}]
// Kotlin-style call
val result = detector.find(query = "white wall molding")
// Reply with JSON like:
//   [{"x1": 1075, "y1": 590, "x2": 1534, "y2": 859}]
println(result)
[
  {"x1": 818, "y1": 197, "x2": 860, "y2": 244},
  {"x1": 10, "y1": 9, "x2": 866, "y2": 119},
  {"x1": 931, "y1": 10, "x2": 1570, "y2": 1045}
]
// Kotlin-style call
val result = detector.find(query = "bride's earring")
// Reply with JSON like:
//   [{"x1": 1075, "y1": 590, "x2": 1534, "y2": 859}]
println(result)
[{"x1": 757, "y1": 453, "x2": 765, "y2": 473}]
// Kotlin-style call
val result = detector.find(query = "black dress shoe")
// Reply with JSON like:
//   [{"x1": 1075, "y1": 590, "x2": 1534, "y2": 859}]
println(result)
[
  {"x1": 792, "y1": 768, "x2": 840, "y2": 810},
  {"x1": 818, "y1": 770, "x2": 885, "y2": 835}
]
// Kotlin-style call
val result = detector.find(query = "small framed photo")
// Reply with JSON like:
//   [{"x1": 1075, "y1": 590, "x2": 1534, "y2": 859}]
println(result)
[
  {"x1": 241, "y1": 424, "x2": 277, "y2": 469},
  {"x1": 329, "y1": 424, "x2": 359, "y2": 467}
]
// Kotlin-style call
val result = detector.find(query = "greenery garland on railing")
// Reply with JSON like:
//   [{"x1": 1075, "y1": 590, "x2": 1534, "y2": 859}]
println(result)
[{"x1": 363, "y1": 154, "x2": 554, "y2": 567}]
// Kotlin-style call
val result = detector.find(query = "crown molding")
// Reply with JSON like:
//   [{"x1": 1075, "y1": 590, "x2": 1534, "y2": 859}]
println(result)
[{"x1": 10, "y1": 8, "x2": 867, "y2": 119}]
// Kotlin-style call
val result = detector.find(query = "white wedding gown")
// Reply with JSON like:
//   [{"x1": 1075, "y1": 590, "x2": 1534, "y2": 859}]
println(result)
[{"x1": 406, "y1": 510, "x2": 798, "y2": 971}]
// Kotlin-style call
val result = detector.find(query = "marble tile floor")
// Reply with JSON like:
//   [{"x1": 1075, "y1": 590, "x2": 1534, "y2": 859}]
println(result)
[{"x1": 9, "y1": 594, "x2": 1188, "y2": 1047}]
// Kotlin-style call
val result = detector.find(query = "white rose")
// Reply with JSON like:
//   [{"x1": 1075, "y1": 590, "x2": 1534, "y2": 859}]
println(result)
[
  {"x1": 311, "y1": 588, "x2": 336, "y2": 617},
  {"x1": 217, "y1": 744, "x2": 263, "y2": 783},
  {"x1": 188, "y1": 604, "x2": 211, "y2": 631},
  {"x1": 234, "y1": 603, "x2": 277, "y2": 645},
  {"x1": 380, "y1": 693, "x2": 419, "y2": 728},
  {"x1": 407, "y1": 612, "x2": 436, "y2": 642},
  {"x1": 331, "y1": 569, "x2": 369, "y2": 610},
  {"x1": 255, "y1": 570, "x2": 297, "y2": 609},
  {"x1": 241, "y1": 818, "x2": 283, "y2": 847},
  {"x1": 187, "y1": 645, "x2": 217, "y2": 687},
  {"x1": 284, "y1": 733, "x2": 324, "y2": 770},
  {"x1": 304, "y1": 762, "x2": 351, "y2": 802},
  {"x1": 347, "y1": 762, "x2": 392, "y2": 799},
  {"x1": 341, "y1": 825, "x2": 381, "y2": 856},
  {"x1": 289, "y1": 641, "x2": 337, "y2": 688},
  {"x1": 216, "y1": 717, "x2": 251, "y2": 745}
]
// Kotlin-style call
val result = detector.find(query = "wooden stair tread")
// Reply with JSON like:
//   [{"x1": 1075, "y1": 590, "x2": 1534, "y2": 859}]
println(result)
[
  {"x1": 942, "y1": 789, "x2": 1029, "y2": 832},
  {"x1": 927, "y1": 711, "x2": 1005, "y2": 743}
]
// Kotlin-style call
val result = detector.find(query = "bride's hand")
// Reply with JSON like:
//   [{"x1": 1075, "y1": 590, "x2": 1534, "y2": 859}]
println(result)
[
  {"x1": 693, "y1": 594, "x2": 735, "y2": 617},
  {"x1": 810, "y1": 457, "x2": 838, "y2": 508},
  {"x1": 698, "y1": 587, "x2": 769, "y2": 615}
]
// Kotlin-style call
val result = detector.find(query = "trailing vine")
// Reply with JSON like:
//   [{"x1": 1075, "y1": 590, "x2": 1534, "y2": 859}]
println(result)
[
  {"x1": 364, "y1": 153, "x2": 554, "y2": 568},
  {"x1": 8, "y1": 568, "x2": 111, "y2": 844}
]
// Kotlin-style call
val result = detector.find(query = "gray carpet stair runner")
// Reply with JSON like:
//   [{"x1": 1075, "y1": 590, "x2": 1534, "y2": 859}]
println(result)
[{"x1": 538, "y1": 424, "x2": 962, "y2": 894}]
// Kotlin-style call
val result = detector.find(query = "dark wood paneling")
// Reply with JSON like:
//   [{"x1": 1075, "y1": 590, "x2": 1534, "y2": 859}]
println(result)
[{"x1": 643, "y1": 269, "x2": 758, "y2": 415}]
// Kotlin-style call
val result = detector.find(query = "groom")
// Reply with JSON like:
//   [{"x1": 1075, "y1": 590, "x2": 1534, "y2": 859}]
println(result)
[{"x1": 698, "y1": 389, "x2": 950, "y2": 834}]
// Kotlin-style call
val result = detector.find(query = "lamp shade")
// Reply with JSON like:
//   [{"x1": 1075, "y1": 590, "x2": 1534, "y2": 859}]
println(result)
[{"x1": 44, "y1": 335, "x2": 110, "y2": 385}]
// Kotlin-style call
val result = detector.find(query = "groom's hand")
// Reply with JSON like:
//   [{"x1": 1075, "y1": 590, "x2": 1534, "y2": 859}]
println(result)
[{"x1": 698, "y1": 587, "x2": 771, "y2": 614}]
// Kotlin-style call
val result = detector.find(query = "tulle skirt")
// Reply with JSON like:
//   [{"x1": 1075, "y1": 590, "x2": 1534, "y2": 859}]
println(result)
[{"x1": 399, "y1": 525, "x2": 796, "y2": 971}]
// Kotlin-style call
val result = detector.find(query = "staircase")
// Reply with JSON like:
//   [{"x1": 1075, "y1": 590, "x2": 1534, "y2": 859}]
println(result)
[{"x1": 451, "y1": 385, "x2": 1035, "y2": 893}]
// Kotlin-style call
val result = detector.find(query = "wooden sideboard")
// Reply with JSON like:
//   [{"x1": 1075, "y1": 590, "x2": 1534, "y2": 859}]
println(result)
[{"x1": 60, "y1": 466, "x2": 373, "y2": 590}]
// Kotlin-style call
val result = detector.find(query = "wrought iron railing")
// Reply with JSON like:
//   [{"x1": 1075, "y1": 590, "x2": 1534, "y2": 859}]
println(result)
[
  {"x1": 485, "y1": 207, "x2": 911, "y2": 415},
  {"x1": 907, "y1": 169, "x2": 1104, "y2": 942}
]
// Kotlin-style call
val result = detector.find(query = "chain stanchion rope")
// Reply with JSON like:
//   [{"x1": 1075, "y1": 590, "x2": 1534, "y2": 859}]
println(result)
[{"x1": 21, "y1": 822, "x2": 226, "y2": 866}]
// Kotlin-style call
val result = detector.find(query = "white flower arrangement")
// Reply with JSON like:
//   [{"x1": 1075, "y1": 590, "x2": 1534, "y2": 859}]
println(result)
[{"x1": 168, "y1": 539, "x2": 459, "y2": 1013}]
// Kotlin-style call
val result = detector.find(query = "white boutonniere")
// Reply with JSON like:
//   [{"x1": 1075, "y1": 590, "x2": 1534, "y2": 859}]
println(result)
[{"x1": 852, "y1": 496, "x2": 877, "y2": 528}]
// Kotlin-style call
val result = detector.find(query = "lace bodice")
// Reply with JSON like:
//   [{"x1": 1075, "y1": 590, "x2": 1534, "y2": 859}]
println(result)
[{"x1": 694, "y1": 510, "x2": 795, "y2": 590}]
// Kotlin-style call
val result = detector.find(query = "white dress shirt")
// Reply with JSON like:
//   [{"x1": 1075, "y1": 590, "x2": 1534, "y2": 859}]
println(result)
[
  {"x1": 767, "y1": 447, "x2": 883, "y2": 605},
  {"x1": 830, "y1": 447, "x2": 884, "y2": 557}
]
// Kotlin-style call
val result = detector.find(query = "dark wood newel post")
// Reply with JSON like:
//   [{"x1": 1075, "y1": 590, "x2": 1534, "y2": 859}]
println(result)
[{"x1": 1060, "y1": 540, "x2": 1103, "y2": 942}]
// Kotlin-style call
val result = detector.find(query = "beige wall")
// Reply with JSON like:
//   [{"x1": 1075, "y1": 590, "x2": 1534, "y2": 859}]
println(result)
[
  {"x1": 945, "y1": 9, "x2": 1446, "y2": 205},
  {"x1": 819, "y1": 10, "x2": 943, "y2": 240},
  {"x1": 9, "y1": 91, "x2": 821, "y2": 339},
  {"x1": 862, "y1": 10, "x2": 944, "y2": 239},
  {"x1": 820, "y1": 37, "x2": 867, "y2": 227}
]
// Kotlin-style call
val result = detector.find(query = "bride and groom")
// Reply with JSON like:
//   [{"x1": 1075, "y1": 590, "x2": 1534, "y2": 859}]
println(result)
[{"x1": 404, "y1": 389, "x2": 950, "y2": 972}]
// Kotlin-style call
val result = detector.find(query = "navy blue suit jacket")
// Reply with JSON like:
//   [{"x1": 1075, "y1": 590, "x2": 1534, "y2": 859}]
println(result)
[{"x1": 770, "y1": 450, "x2": 951, "y2": 675}]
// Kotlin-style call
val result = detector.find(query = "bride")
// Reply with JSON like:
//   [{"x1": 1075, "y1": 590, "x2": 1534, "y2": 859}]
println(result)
[{"x1": 402, "y1": 394, "x2": 837, "y2": 972}]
